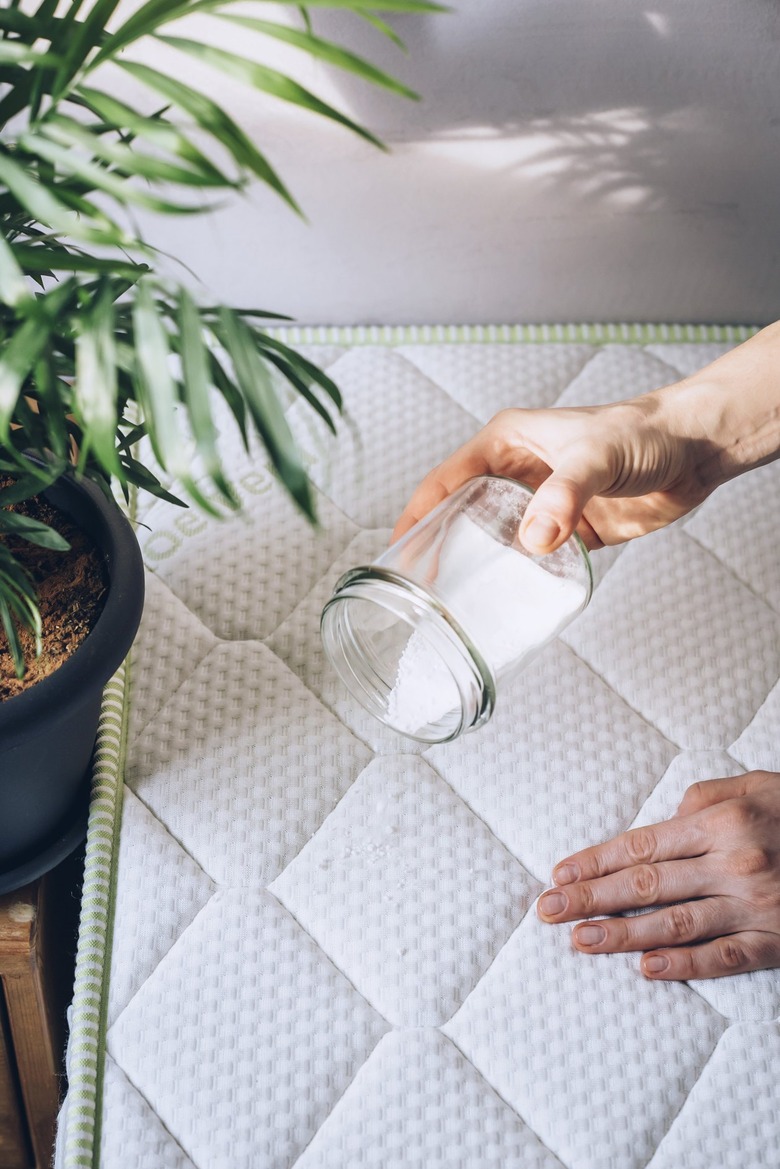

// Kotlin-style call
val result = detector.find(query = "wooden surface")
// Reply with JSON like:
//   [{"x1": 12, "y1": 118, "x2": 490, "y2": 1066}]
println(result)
[
  {"x1": 0, "y1": 861, "x2": 81, "y2": 1169},
  {"x1": 0, "y1": 991, "x2": 31, "y2": 1169}
]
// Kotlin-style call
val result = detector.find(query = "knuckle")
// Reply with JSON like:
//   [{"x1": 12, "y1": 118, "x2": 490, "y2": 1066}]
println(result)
[
  {"x1": 587, "y1": 851, "x2": 610, "y2": 880},
  {"x1": 722, "y1": 798, "x2": 759, "y2": 834},
  {"x1": 485, "y1": 414, "x2": 522, "y2": 467},
  {"x1": 576, "y1": 882, "x2": 597, "y2": 915},
  {"x1": 749, "y1": 887, "x2": 780, "y2": 915},
  {"x1": 666, "y1": 903, "x2": 698, "y2": 943},
  {"x1": 625, "y1": 827, "x2": 658, "y2": 865},
  {"x1": 681, "y1": 781, "x2": 705, "y2": 809},
  {"x1": 717, "y1": 938, "x2": 748, "y2": 971},
  {"x1": 729, "y1": 846, "x2": 771, "y2": 877},
  {"x1": 629, "y1": 864, "x2": 660, "y2": 904}
]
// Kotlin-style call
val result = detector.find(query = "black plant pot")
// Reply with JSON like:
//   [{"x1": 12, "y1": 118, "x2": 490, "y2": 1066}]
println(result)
[{"x1": 0, "y1": 472, "x2": 144, "y2": 893}]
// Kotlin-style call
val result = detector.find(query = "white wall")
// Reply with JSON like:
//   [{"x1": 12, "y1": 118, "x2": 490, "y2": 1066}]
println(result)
[{"x1": 131, "y1": 1, "x2": 780, "y2": 326}]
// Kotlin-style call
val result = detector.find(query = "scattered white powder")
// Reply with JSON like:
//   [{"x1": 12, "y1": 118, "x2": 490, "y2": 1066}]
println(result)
[
  {"x1": 385, "y1": 514, "x2": 587, "y2": 736},
  {"x1": 385, "y1": 622, "x2": 461, "y2": 734}
]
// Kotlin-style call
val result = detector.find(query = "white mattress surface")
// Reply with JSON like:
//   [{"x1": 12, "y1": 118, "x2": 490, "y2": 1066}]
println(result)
[{"x1": 64, "y1": 328, "x2": 780, "y2": 1169}]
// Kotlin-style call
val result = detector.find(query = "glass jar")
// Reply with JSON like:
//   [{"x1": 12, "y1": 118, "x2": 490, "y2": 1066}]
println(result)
[{"x1": 321, "y1": 476, "x2": 592, "y2": 744}]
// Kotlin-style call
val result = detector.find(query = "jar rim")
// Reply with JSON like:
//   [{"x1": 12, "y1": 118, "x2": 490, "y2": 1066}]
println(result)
[{"x1": 321, "y1": 567, "x2": 496, "y2": 743}]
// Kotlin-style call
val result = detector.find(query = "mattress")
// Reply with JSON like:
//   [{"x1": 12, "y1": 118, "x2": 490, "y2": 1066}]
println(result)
[{"x1": 58, "y1": 323, "x2": 780, "y2": 1169}]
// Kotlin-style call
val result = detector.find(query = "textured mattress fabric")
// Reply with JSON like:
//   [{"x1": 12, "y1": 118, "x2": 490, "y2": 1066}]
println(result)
[{"x1": 59, "y1": 324, "x2": 780, "y2": 1169}]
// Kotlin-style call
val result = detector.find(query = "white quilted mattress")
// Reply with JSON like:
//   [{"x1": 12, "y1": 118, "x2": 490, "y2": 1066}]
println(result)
[{"x1": 59, "y1": 325, "x2": 780, "y2": 1169}]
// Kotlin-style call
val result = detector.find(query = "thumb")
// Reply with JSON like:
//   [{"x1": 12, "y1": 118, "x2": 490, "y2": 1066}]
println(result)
[{"x1": 519, "y1": 444, "x2": 610, "y2": 554}]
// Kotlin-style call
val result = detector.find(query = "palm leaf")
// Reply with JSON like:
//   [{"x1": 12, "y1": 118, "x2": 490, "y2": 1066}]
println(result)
[
  {"x1": 0, "y1": 0, "x2": 445, "y2": 666},
  {"x1": 0, "y1": 543, "x2": 42, "y2": 677},
  {"x1": 0, "y1": 150, "x2": 128, "y2": 244},
  {"x1": 213, "y1": 15, "x2": 418, "y2": 99},
  {"x1": 216, "y1": 306, "x2": 315, "y2": 519},
  {"x1": 75, "y1": 86, "x2": 232, "y2": 185},
  {"x1": 117, "y1": 60, "x2": 302, "y2": 213},
  {"x1": 41, "y1": 113, "x2": 235, "y2": 190},
  {"x1": 19, "y1": 129, "x2": 216, "y2": 215},
  {"x1": 0, "y1": 232, "x2": 33, "y2": 307},
  {"x1": 156, "y1": 36, "x2": 386, "y2": 150},
  {"x1": 74, "y1": 277, "x2": 123, "y2": 481},
  {"x1": 99, "y1": 0, "x2": 445, "y2": 62},
  {"x1": 0, "y1": 277, "x2": 75, "y2": 442},
  {"x1": 0, "y1": 509, "x2": 70, "y2": 550},
  {"x1": 176, "y1": 287, "x2": 237, "y2": 508}
]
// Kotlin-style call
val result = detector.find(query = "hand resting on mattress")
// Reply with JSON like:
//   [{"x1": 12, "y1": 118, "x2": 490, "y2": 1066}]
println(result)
[
  {"x1": 395, "y1": 321, "x2": 780, "y2": 981},
  {"x1": 539, "y1": 771, "x2": 780, "y2": 981}
]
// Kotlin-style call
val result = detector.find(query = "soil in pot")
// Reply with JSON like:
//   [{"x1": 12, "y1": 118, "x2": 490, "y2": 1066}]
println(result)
[{"x1": 1, "y1": 489, "x2": 109, "y2": 700}]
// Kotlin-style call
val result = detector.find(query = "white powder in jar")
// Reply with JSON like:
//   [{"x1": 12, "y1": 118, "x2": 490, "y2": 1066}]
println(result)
[{"x1": 385, "y1": 515, "x2": 587, "y2": 736}]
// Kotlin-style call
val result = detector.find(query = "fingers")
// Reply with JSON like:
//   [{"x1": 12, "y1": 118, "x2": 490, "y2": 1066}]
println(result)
[
  {"x1": 640, "y1": 931, "x2": 780, "y2": 981},
  {"x1": 518, "y1": 442, "x2": 613, "y2": 554},
  {"x1": 390, "y1": 442, "x2": 492, "y2": 543},
  {"x1": 551, "y1": 816, "x2": 709, "y2": 887},
  {"x1": 538, "y1": 858, "x2": 712, "y2": 923},
  {"x1": 570, "y1": 896, "x2": 739, "y2": 955},
  {"x1": 390, "y1": 422, "x2": 556, "y2": 542},
  {"x1": 675, "y1": 773, "x2": 755, "y2": 816}
]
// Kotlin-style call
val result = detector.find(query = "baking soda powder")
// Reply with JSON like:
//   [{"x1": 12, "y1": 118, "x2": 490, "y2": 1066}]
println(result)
[{"x1": 386, "y1": 515, "x2": 587, "y2": 735}]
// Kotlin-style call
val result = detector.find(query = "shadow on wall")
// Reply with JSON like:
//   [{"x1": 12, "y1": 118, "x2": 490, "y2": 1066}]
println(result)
[
  {"x1": 133, "y1": 0, "x2": 780, "y2": 324},
  {"x1": 313, "y1": 1, "x2": 780, "y2": 214},
  {"x1": 312, "y1": 2, "x2": 778, "y2": 135}
]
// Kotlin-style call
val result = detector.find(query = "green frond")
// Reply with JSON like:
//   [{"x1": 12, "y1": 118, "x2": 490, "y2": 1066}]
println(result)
[{"x1": 0, "y1": 0, "x2": 445, "y2": 675}]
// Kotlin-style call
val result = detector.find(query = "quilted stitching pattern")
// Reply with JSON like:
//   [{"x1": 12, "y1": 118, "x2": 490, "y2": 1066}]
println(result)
[
  {"x1": 99, "y1": 1057, "x2": 198, "y2": 1169},
  {"x1": 271, "y1": 756, "x2": 540, "y2": 1026},
  {"x1": 646, "y1": 1023, "x2": 780, "y2": 1168},
  {"x1": 108, "y1": 891, "x2": 389, "y2": 1169},
  {"x1": 294, "y1": 1030, "x2": 566, "y2": 1168},
  {"x1": 562, "y1": 529, "x2": 780, "y2": 748},
  {"x1": 99, "y1": 337, "x2": 780, "y2": 1168},
  {"x1": 442, "y1": 911, "x2": 726, "y2": 1169}
]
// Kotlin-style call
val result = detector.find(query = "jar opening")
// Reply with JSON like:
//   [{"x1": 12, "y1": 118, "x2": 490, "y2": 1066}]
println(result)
[{"x1": 321, "y1": 570, "x2": 494, "y2": 744}]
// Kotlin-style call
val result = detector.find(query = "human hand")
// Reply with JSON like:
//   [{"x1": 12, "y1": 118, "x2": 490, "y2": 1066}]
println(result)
[
  {"x1": 393, "y1": 395, "x2": 711, "y2": 553},
  {"x1": 392, "y1": 323, "x2": 780, "y2": 554},
  {"x1": 536, "y1": 771, "x2": 780, "y2": 980}
]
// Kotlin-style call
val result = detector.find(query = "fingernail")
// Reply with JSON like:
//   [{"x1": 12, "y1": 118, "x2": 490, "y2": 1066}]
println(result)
[
  {"x1": 643, "y1": 954, "x2": 670, "y2": 974},
  {"x1": 523, "y1": 514, "x2": 560, "y2": 551},
  {"x1": 576, "y1": 924, "x2": 606, "y2": 946},
  {"x1": 539, "y1": 891, "x2": 567, "y2": 917},
  {"x1": 553, "y1": 862, "x2": 579, "y2": 885}
]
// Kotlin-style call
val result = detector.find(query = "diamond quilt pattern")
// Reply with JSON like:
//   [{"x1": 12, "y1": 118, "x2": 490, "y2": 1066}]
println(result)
[
  {"x1": 553, "y1": 345, "x2": 681, "y2": 407},
  {"x1": 99, "y1": 1056, "x2": 199, "y2": 1169},
  {"x1": 107, "y1": 891, "x2": 389, "y2": 1169},
  {"x1": 271, "y1": 756, "x2": 540, "y2": 1026},
  {"x1": 562, "y1": 528, "x2": 780, "y2": 748},
  {"x1": 294, "y1": 1029, "x2": 566, "y2": 1169},
  {"x1": 91, "y1": 336, "x2": 780, "y2": 1169},
  {"x1": 427, "y1": 640, "x2": 676, "y2": 882},
  {"x1": 646, "y1": 1023, "x2": 780, "y2": 1168},
  {"x1": 684, "y1": 460, "x2": 780, "y2": 614},
  {"x1": 442, "y1": 910, "x2": 726, "y2": 1169}
]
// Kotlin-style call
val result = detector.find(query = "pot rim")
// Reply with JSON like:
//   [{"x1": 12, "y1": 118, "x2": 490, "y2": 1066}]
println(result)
[{"x1": 0, "y1": 470, "x2": 144, "y2": 734}]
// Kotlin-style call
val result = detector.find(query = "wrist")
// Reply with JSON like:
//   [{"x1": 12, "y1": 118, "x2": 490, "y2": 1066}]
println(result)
[{"x1": 653, "y1": 325, "x2": 780, "y2": 489}]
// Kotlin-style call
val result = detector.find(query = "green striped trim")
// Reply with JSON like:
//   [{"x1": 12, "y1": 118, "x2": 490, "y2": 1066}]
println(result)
[
  {"x1": 266, "y1": 322, "x2": 760, "y2": 347},
  {"x1": 62, "y1": 411, "x2": 140, "y2": 1169},
  {"x1": 62, "y1": 664, "x2": 130, "y2": 1169}
]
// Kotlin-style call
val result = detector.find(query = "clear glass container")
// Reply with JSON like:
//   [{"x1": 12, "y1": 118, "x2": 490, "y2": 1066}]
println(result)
[{"x1": 321, "y1": 476, "x2": 593, "y2": 743}]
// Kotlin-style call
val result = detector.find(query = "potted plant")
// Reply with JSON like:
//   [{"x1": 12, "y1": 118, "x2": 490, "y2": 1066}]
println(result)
[{"x1": 0, "y1": 0, "x2": 439, "y2": 891}]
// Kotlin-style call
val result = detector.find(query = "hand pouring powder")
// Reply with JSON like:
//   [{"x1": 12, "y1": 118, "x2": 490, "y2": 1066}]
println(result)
[{"x1": 321, "y1": 476, "x2": 592, "y2": 744}]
